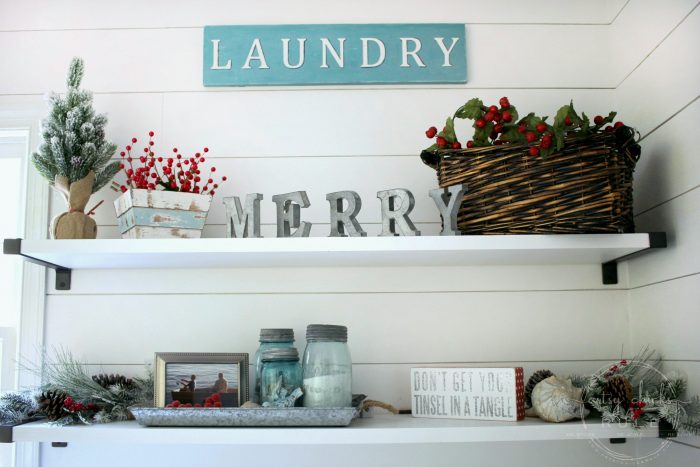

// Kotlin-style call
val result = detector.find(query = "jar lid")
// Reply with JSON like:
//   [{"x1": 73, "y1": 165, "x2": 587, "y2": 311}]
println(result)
[
  {"x1": 261, "y1": 347, "x2": 299, "y2": 361},
  {"x1": 259, "y1": 328, "x2": 295, "y2": 343},
  {"x1": 306, "y1": 324, "x2": 348, "y2": 342}
]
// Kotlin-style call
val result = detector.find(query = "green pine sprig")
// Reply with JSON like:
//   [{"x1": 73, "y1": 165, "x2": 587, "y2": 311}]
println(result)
[{"x1": 25, "y1": 348, "x2": 152, "y2": 425}]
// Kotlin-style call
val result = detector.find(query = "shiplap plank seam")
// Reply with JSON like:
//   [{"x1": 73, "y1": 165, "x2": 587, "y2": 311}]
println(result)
[
  {"x1": 0, "y1": 86, "x2": 619, "y2": 98},
  {"x1": 639, "y1": 94, "x2": 700, "y2": 143},
  {"x1": 614, "y1": 1, "x2": 700, "y2": 88},
  {"x1": 635, "y1": 184, "x2": 700, "y2": 218},
  {"x1": 628, "y1": 271, "x2": 700, "y2": 291}
]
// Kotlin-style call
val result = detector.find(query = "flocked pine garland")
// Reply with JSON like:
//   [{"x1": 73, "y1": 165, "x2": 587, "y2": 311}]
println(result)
[
  {"x1": 570, "y1": 347, "x2": 700, "y2": 435},
  {"x1": 4, "y1": 348, "x2": 153, "y2": 426}
]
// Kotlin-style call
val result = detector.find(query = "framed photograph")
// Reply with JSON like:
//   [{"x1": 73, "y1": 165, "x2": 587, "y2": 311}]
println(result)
[{"x1": 154, "y1": 352, "x2": 249, "y2": 408}]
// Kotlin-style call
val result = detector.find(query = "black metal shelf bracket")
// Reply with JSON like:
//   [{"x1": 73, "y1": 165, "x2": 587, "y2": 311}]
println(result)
[
  {"x1": 602, "y1": 232, "x2": 667, "y2": 285},
  {"x1": 3, "y1": 238, "x2": 72, "y2": 290},
  {"x1": 658, "y1": 419, "x2": 677, "y2": 439}
]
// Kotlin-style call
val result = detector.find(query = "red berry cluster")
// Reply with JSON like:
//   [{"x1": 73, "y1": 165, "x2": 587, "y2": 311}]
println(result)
[
  {"x1": 425, "y1": 97, "x2": 629, "y2": 158},
  {"x1": 63, "y1": 396, "x2": 97, "y2": 413},
  {"x1": 165, "y1": 392, "x2": 222, "y2": 409},
  {"x1": 603, "y1": 359, "x2": 628, "y2": 378},
  {"x1": 629, "y1": 400, "x2": 647, "y2": 420},
  {"x1": 116, "y1": 132, "x2": 228, "y2": 196}
]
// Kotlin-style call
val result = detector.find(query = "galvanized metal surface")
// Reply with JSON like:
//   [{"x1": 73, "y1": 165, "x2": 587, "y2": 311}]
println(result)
[
  {"x1": 377, "y1": 189, "x2": 420, "y2": 236},
  {"x1": 326, "y1": 190, "x2": 367, "y2": 237},
  {"x1": 130, "y1": 406, "x2": 358, "y2": 427},
  {"x1": 272, "y1": 191, "x2": 312, "y2": 237},
  {"x1": 222, "y1": 193, "x2": 263, "y2": 238},
  {"x1": 429, "y1": 184, "x2": 466, "y2": 236}
]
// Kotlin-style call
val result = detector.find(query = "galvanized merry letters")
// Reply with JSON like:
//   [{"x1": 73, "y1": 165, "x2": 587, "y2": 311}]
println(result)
[{"x1": 223, "y1": 185, "x2": 465, "y2": 238}]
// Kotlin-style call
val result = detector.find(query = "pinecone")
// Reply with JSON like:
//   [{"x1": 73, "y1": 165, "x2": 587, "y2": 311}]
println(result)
[
  {"x1": 92, "y1": 373, "x2": 134, "y2": 389},
  {"x1": 525, "y1": 370, "x2": 554, "y2": 408},
  {"x1": 38, "y1": 391, "x2": 68, "y2": 421},
  {"x1": 603, "y1": 376, "x2": 633, "y2": 410}
]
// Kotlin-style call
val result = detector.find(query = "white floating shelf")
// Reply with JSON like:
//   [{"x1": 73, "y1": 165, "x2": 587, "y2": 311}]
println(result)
[
  {"x1": 9, "y1": 234, "x2": 659, "y2": 269},
  {"x1": 12, "y1": 415, "x2": 658, "y2": 445}
]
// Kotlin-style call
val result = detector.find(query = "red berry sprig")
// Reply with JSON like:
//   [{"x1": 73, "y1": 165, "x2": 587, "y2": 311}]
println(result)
[
  {"x1": 629, "y1": 400, "x2": 647, "y2": 421},
  {"x1": 115, "y1": 132, "x2": 227, "y2": 195},
  {"x1": 425, "y1": 97, "x2": 630, "y2": 158},
  {"x1": 63, "y1": 396, "x2": 98, "y2": 414}
]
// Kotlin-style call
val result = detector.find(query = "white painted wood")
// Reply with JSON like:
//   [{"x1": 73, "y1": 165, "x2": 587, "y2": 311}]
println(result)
[
  {"x1": 628, "y1": 187, "x2": 700, "y2": 288},
  {"x1": 0, "y1": 26, "x2": 613, "y2": 95},
  {"x1": 629, "y1": 275, "x2": 700, "y2": 361},
  {"x1": 46, "y1": 263, "x2": 627, "y2": 295},
  {"x1": 22, "y1": 89, "x2": 614, "y2": 161},
  {"x1": 91, "y1": 94, "x2": 163, "y2": 150},
  {"x1": 634, "y1": 98, "x2": 700, "y2": 214},
  {"x1": 13, "y1": 414, "x2": 657, "y2": 445},
  {"x1": 43, "y1": 290, "x2": 629, "y2": 364},
  {"x1": 19, "y1": 234, "x2": 654, "y2": 269},
  {"x1": 159, "y1": 89, "x2": 615, "y2": 158},
  {"x1": 615, "y1": 6, "x2": 700, "y2": 138},
  {"x1": 0, "y1": 106, "x2": 50, "y2": 396},
  {"x1": 114, "y1": 190, "x2": 213, "y2": 215},
  {"x1": 610, "y1": 0, "x2": 698, "y2": 85},
  {"x1": 120, "y1": 226, "x2": 204, "y2": 239},
  {"x1": 0, "y1": 1, "x2": 627, "y2": 31},
  {"x1": 34, "y1": 440, "x2": 658, "y2": 467}
]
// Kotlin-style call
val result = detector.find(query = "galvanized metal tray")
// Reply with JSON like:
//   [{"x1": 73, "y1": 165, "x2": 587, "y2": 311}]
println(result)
[{"x1": 130, "y1": 406, "x2": 360, "y2": 427}]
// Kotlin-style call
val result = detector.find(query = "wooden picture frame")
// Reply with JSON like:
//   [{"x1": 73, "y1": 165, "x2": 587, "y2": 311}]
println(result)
[{"x1": 154, "y1": 352, "x2": 249, "y2": 408}]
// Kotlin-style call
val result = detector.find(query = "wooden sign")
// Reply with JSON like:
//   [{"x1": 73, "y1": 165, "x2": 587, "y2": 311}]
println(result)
[
  {"x1": 203, "y1": 24, "x2": 466, "y2": 86},
  {"x1": 411, "y1": 368, "x2": 525, "y2": 421}
]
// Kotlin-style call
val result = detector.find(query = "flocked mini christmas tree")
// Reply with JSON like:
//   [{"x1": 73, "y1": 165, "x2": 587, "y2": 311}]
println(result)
[{"x1": 32, "y1": 57, "x2": 119, "y2": 239}]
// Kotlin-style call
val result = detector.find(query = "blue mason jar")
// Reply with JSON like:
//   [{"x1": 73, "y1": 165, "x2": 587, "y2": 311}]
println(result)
[
  {"x1": 302, "y1": 324, "x2": 352, "y2": 407},
  {"x1": 260, "y1": 347, "x2": 303, "y2": 406},
  {"x1": 253, "y1": 328, "x2": 295, "y2": 403}
]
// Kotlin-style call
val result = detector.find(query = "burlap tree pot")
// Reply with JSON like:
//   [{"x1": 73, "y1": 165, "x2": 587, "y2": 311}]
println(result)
[{"x1": 50, "y1": 171, "x2": 98, "y2": 239}]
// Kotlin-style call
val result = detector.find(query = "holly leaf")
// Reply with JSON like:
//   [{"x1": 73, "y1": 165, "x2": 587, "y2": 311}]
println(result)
[
  {"x1": 580, "y1": 112, "x2": 591, "y2": 135},
  {"x1": 540, "y1": 145, "x2": 555, "y2": 158},
  {"x1": 500, "y1": 126, "x2": 525, "y2": 144},
  {"x1": 473, "y1": 125, "x2": 491, "y2": 146},
  {"x1": 424, "y1": 143, "x2": 439, "y2": 152},
  {"x1": 553, "y1": 105, "x2": 571, "y2": 150},
  {"x1": 604, "y1": 111, "x2": 617, "y2": 124},
  {"x1": 438, "y1": 117, "x2": 457, "y2": 143},
  {"x1": 454, "y1": 98, "x2": 485, "y2": 120},
  {"x1": 506, "y1": 105, "x2": 519, "y2": 123},
  {"x1": 518, "y1": 112, "x2": 541, "y2": 129}
]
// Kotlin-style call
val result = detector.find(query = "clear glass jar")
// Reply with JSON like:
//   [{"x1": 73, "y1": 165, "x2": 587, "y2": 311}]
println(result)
[
  {"x1": 260, "y1": 348, "x2": 303, "y2": 406},
  {"x1": 302, "y1": 324, "x2": 352, "y2": 407},
  {"x1": 253, "y1": 328, "x2": 295, "y2": 403}
]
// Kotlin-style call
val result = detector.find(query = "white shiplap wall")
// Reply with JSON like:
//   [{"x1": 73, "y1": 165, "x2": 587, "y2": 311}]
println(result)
[
  {"x1": 616, "y1": 0, "x2": 700, "y2": 457},
  {"x1": 1, "y1": 1, "x2": 698, "y2": 465}
]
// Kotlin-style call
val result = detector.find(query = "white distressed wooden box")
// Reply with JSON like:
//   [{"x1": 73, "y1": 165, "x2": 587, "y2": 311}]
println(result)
[{"x1": 114, "y1": 189, "x2": 213, "y2": 239}]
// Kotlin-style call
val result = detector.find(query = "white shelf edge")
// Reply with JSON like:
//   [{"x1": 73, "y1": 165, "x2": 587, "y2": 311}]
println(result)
[
  {"x1": 12, "y1": 414, "x2": 659, "y2": 445},
  {"x1": 13, "y1": 234, "x2": 655, "y2": 270}
]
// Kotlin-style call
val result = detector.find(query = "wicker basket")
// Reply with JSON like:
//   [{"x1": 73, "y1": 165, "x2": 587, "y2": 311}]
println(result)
[{"x1": 420, "y1": 131, "x2": 640, "y2": 234}]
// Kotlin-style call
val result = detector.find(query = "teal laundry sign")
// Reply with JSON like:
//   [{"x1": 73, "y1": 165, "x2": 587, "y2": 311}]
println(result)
[{"x1": 203, "y1": 24, "x2": 466, "y2": 86}]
